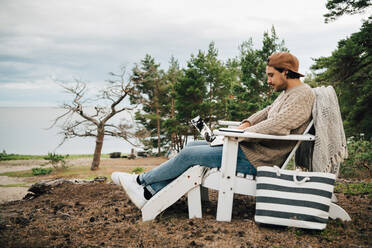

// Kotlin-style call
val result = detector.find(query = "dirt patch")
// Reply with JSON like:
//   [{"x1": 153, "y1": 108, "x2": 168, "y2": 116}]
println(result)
[{"x1": 0, "y1": 183, "x2": 370, "y2": 248}]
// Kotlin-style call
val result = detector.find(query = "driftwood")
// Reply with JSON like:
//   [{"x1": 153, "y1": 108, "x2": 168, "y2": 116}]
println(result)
[{"x1": 24, "y1": 177, "x2": 107, "y2": 200}]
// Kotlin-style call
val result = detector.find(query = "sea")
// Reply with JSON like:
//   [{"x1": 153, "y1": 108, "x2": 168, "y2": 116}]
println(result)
[{"x1": 0, "y1": 107, "x2": 135, "y2": 155}]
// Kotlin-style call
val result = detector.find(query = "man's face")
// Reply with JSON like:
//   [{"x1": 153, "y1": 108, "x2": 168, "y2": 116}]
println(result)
[{"x1": 266, "y1": 66, "x2": 287, "y2": 92}]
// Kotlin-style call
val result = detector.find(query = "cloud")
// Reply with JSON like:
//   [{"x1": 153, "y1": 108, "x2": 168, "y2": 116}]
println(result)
[{"x1": 0, "y1": 0, "x2": 370, "y2": 106}]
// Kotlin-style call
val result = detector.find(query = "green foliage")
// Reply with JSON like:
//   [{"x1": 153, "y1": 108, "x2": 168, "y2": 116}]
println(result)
[
  {"x1": 175, "y1": 42, "x2": 234, "y2": 136},
  {"x1": 0, "y1": 152, "x2": 109, "y2": 161},
  {"x1": 130, "y1": 27, "x2": 291, "y2": 153},
  {"x1": 131, "y1": 167, "x2": 144, "y2": 174},
  {"x1": 0, "y1": 150, "x2": 45, "y2": 161},
  {"x1": 67, "y1": 154, "x2": 109, "y2": 159},
  {"x1": 131, "y1": 54, "x2": 169, "y2": 155},
  {"x1": 162, "y1": 56, "x2": 185, "y2": 151},
  {"x1": 340, "y1": 135, "x2": 372, "y2": 178},
  {"x1": 303, "y1": 73, "x2": 320, "y2": 88},
  {"x1": 311, "y1": 17, "x2": 372, "y2": 139},
  {"x1": 324, "y1": 0, "x2": 372, "y2": 23},
  {"x1": 43, "y1": 153, "x2": 69, "y2": 170},
  {"x1": 32, "y1": 167, "x2": 53, "y2": 176},
  {"x1": 227, "y1": 26, "x2": 287, "y2": 121},
  {"x1": 334, "y1": 182, "x2": 372, "y2": 196}
]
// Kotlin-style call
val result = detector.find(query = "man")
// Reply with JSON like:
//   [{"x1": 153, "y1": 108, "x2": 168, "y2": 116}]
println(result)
[{"x1": 112, "y1": 52, "x2": 315, "y2": 209}]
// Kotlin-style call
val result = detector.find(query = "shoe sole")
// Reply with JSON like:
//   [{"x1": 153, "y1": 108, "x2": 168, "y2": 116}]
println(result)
[{"x1": 118, "y1": 176, "x2": 145, "y2": 209}]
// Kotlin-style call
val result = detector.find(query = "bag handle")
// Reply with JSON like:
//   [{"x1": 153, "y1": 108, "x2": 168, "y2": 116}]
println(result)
[
  {"x1": 274, "y1": 166, "x2": 310, "y2": 184},
  {"x1": 293, "y1": 169, "x2": 310, "y2": 184},
  {"x1": 274, "y1": 166, "x2": 281, "y2": 176}
]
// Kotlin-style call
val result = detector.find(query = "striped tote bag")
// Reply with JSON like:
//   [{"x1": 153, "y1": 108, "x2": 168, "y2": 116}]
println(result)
[{"x1": 254, "y1": 166, "x2": 336, "y2": 230}]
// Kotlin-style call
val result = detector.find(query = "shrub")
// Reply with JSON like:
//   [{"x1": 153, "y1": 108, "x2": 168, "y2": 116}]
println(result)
[
  {"x1": 0, "y1": 150, "x2": 7, "y2": 161},
  {"x1": 43, "y1": 153, "x2": 69, "y2": 170},
  {"x1": 131, "y1": 167, "x2": 144, "y2": 174},
  {"x1": 340, "y1": 135, "x2": 372, "y2": 178},
  {"x1": 32, "y1": 167, "x2": 53, "y2": 176}
]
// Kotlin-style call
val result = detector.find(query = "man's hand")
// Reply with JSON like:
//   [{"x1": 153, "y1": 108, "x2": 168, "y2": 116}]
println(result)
[{"x1": 237, "y1": 121, "x2": 251, "y2": 130}]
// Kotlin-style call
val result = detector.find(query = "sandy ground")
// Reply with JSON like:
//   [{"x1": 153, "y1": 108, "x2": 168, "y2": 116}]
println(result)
[
  {"x1": 0, "y1": 160, "x2": 49, "y2": 204},
  {"x1": 0, "y1": 157, "x2": 166, "y2": 203}
]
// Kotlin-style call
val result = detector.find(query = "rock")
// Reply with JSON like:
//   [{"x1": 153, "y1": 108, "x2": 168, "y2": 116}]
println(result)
[
  {"x1": 23, "y1": 192, "x2": 37, "y2": 200},
  {"x1": 13, "y1": 216, "x2": 30, "y2": 226},
  {"x1": 93, "y1": 176, "x2": 107, "y2": 183}
]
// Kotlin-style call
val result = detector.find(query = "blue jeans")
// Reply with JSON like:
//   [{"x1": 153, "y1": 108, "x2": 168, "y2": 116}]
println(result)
[{"x1": 139, "y1": 140, "x2": 256, "y2": 195}]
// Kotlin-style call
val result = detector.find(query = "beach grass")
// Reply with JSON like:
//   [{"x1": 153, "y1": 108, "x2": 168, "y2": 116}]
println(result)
[
  {"x1": 0, "y1": 154, "x2": 46, "y2": 161},
  {"x1": 0, "y1": 165, "x2": 118, "y2": 181},
  {"x1": 0, "y1": 170, "x2": 34, "y2": 177},
  {"x1": 0, "y1": 153, "x2": 111, "y2": 161}
]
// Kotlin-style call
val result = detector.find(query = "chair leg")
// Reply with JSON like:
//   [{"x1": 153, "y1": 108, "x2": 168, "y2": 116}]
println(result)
[
  {"x1": 141, "y1": 165, "x2": 206, "y2": 222},
  {"x1": 329, "y1": 203, "x2": 351, "y2": 221},
  {"x1": 187, "y1": 186, "x2": 202, "y2": 219},
  {"x1": 215, "y1": 136, "x2": 239, "y2": 222},
  {"x1": 216, "y1": 189, "x2": 234, "y2": 222}
]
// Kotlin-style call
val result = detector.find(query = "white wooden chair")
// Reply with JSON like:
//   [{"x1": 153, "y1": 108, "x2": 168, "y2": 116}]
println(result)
[
  {"x1": 142, "y1": 85, "x2": 351, "y2": 223},
  {"x1": 141, "y1": 118, "x2": 351, "y2": 222}
]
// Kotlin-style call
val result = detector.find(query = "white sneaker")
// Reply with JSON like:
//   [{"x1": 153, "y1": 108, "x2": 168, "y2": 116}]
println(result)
[
  {"x1": 111, "y1": 172, "x2": 134, "y2": 186},
  {"x1": 118, "y1": 173, "x2": 148, "y2": 209}
]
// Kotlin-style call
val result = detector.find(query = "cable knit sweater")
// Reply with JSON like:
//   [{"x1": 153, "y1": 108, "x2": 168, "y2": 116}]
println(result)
[{"x1": 240, "y1": 83, "x2": 315, "y2": 168}]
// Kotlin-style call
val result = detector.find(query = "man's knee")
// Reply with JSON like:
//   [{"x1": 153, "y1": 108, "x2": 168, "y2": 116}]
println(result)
[
  {"x1": 178, "y1": 146, "x2": 194, "y2": 157},
  {"x1": 185, "y1": 140, "x2": 208, "y2": 147}
]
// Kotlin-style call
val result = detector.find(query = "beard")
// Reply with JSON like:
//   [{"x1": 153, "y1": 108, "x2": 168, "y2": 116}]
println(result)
[{"x1": 274, "y1": 80, "x2": 287, "y2": 92}]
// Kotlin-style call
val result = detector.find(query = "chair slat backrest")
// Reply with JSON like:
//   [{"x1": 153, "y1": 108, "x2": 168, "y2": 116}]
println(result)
[{"x1": 281, "y1": 119, "x2": 314, "y2": 170}]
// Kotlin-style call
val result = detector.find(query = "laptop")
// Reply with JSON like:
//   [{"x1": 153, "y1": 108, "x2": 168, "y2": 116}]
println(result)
[{"x1": 191, "y1": 116, "x2": 244, "y2": 146}]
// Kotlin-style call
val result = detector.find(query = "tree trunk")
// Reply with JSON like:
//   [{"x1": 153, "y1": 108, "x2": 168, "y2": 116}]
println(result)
[
  {"x1": 154, "y1": 82, "x2": 161, "y2": 156},
  {"x1": 171, "y1": 97, "x2": 176, "y2": 150},
  {"x1": 91, "y1": 129, "x2": 104, "y2": 170},
  {"x1": 156, "y1": 107, "x2": 161, "y2": 156}
]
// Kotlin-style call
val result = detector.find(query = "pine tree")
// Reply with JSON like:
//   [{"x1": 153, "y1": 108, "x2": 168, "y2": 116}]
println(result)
[
  {"x1": 131, "y1": 55, "x2": 167, "y2": 155},
  {"x1": 174, "y1": 42, "x2": 234, "y2": 142},
  {"x1": 162, "y1": 56, "x2": 185, "y2": 151},
  {"x1": 228, "y1": 26, "x2": 288, "y2": 120},
  {"x1": 311, "y1": 17, "x2": 372, "y2": 138},
  {"x1": 175, "y1": 50, "x2": 207, "y2": 141}
]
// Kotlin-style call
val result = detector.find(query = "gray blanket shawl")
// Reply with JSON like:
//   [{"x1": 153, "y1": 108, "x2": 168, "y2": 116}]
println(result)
[{"x1": 296, "y1": 86, "x2": 348, "y2": 175}]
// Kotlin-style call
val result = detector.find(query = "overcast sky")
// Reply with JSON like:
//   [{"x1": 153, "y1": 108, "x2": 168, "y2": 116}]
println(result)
[{"x1": 0, "y1": 0, "x2": 370, "y2": 107}]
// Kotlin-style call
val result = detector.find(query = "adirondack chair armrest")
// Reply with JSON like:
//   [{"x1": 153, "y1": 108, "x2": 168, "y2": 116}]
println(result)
[{"x1": 213, "y1": 130, "x2": 315, "y2": 141}]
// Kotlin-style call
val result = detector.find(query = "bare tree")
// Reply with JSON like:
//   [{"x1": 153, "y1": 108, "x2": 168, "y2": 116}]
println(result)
[{"x1": 51, "y1": 67, "x2": 140, "y2": 170}]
